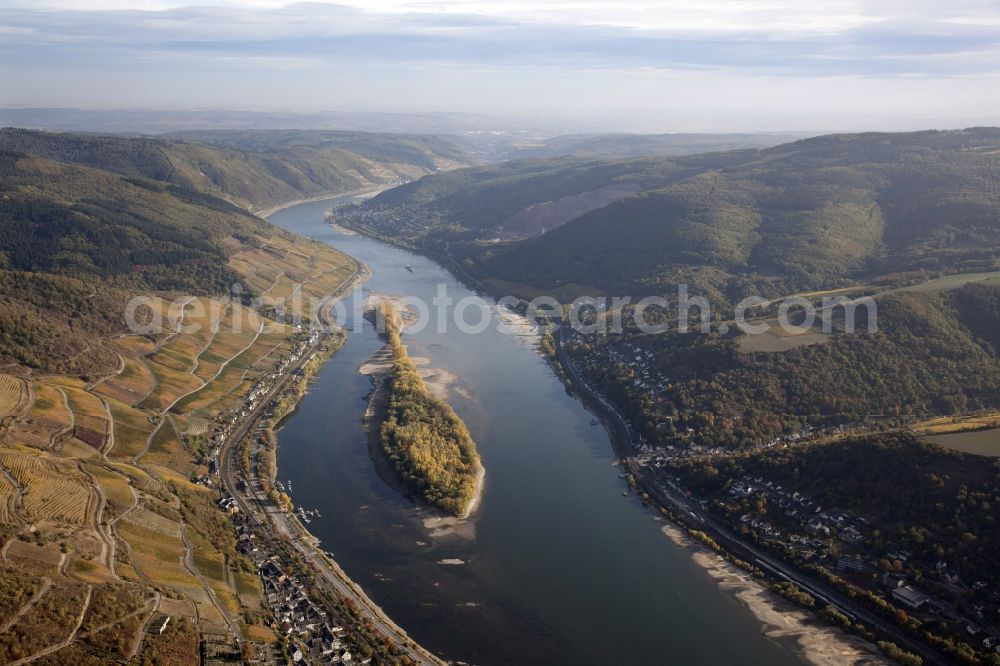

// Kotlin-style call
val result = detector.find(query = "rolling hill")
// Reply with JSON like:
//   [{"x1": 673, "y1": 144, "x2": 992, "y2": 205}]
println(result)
[
  {"x1": 0, "y1": 128, "x2": 393, "y2": 663},
  {"x1": 0, "y1": 127, "x2": 474, "y2": 213},
  {"x1": 494, "y1": 132, "x2": 802, "y2": 161},
  {"x1": 342, "y1": 128, "x2": 1000, "y2": 301},
  {"x1": 0, "y1": 127, "x2": 455, "y2": 373}
]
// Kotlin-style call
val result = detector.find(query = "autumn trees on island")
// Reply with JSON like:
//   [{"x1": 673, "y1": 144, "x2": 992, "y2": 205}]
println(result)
[{"x1": 377, "y1": 303, "x2": 482, "y2": 517}]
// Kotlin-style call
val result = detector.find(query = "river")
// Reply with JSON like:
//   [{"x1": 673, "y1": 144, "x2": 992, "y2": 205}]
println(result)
[{"x1": 269, "y1": 197, "x2": 805, "y2": 665}]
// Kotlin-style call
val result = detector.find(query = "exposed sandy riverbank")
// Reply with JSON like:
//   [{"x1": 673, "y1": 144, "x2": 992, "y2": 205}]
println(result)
[
  {"x1": 658, "y1": 522, "x2": 890, "y2": 666},
  {"x1": 256, "y1": 186, "x2": 387, "y2": 219}
]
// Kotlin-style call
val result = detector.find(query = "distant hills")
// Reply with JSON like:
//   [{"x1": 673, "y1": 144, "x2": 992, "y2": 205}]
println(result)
[
  {"x1": 0, "y1": 128, "x2": 472, "y2": 213},
  {"x1": 0, "y1": 128, "x2": 475, "y2": 372},
  {"x1": 344, "y1": 128, "x2": 1000, "y2": 301},
  {"x1": 494, "y1": 132, "x2": 801, "y2": 161}
]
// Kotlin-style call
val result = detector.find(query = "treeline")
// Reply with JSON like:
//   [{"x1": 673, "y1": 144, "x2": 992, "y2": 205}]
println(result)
[{"x1": 378, "y1": 303, "x2": 481, "y2": 516}]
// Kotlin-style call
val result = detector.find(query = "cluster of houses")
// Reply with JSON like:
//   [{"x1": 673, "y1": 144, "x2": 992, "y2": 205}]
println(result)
[
  {"x1": 566, "y1": 332, "x2": 671, "y2": 400},
  {"x1": 334, "y1": 200, "x2": 423, "y2": 239},
  {"x1": 562, "y1": 326, "x2": 1000, "y2": 658},
  {"x1": 190, "y1": 325, "x2": 378, "y2": 663},
  {"x1": 566, "y1": 329, "x2": 866, "y2": 454},
  {"x1": 692, "y1": 473, "x2": 1000, "y2": 653},
  {"x1": 188, "y1": 332, "x2": 317, "y2": 490},
  {"x1": 235, "y1": 519, "x2": 364, "y2": 664}
]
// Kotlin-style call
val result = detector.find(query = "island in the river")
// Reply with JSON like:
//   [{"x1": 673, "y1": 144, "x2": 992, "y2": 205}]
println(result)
[{"x1": 370, "y1": 302, "x2": 484, "y2": 517}]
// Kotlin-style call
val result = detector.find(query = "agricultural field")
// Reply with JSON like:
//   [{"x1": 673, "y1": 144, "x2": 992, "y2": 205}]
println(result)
[
  {"x1": 5, "y1": 539, "x2": 66, "y2": 574},
  {"x1": 233, "y1": 568, "x2": 263, "y2": 609},
  {"x1": 737, "y1": 321, "x2": 832, "y2": 353},
  {"x1": 0, "y1": 472, "x2": 20, "y2": 524},
  {"x1": 139, "y1": 416, "x2": 191, "y2": 471},
  {"x1": 92, "y1": 356, "x2": 156, "y2": 407},
  {"x1": 0, "y1": 374, "x2": 28, "y2": 419},
  {"x1": 0, "y1": 218, "x2": 357, "y2": 662},
  {"x1": 7, "y1": 383, "x2": 73, "y2": 450},
  {"x1": 0, "y1": 449, "x2": 95, "y2": 526},
  {"x1": 112, "y1": 335, "x2": 158, "y2": 358},
  {"x1": 229, "y1": 232, "x2": 355, "y2": 320},
  {"x1": 84, "y1": 464, "x2": 135, "y2": 517},
  {"x1": 115, "y1": 519, "x2": 226, "y2": 628},
  {"x1": 913, "y1": 412, "x2": 1000, "y2": 435},
  {"x1": 105, "y1": 399, "x2": 155, "y2": 461},
  {"x1": 58, "y1": 386, "x2": 111, "y2": 452},
  {"x1": 188, "y1": 529, "x2": 242, "y2": 617},
  {"x1": 889, "y1": 269, "x2": 1000, "y2": 295},
  {"x1": 924, "y1": 428, "x2": 1000, "y2": 458},
  {"x1": 138, "y1": 359, "x2": 205, "y2": 413}
]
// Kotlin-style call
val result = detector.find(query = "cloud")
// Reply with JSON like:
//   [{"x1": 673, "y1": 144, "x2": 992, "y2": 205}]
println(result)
[
  {"x1": 1, "y1": 1, "x2": 998, "y2": 127},
  {"x1": 2, "y1": 1, "x2": 999, "y2": 75}
]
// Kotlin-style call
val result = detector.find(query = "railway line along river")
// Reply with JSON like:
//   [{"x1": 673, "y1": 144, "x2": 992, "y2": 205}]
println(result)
[{"x1": 269, "y1": 196, "x2": 806, "y2": 665}]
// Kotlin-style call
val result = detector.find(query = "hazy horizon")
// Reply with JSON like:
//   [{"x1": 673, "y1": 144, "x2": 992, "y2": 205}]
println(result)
[{"x1": 1, "y1": 1, "x2": 999, "y2": 133}]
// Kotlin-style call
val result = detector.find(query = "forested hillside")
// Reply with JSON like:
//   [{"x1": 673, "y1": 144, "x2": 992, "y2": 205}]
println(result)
[
  {"x1": 570, "y1": 283, "x2": 1000, "y2": 449},
  {"x1": 0, "y1": 128, "x2": 473, "y2": 212},
  {"x1": 672, "y1": 433, "x2": 1000, "y2": 584},
  {"x1": 0, "y1": 149, "x2": 267, "y2": 372},
  {"x1": 0, "y1": 127, "x2": 380, "y2": 663},
  {"x1": 0, "y1": 129, "x2": 380, "y2": 373},
  {"x1": 342, "y1": 128, "x2": 1000, "y2": 301}
]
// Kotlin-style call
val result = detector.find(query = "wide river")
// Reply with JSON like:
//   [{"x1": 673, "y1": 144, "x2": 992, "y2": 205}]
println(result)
[{"x1": 270, "y1": 197, "x2": 805, "y2": 665}]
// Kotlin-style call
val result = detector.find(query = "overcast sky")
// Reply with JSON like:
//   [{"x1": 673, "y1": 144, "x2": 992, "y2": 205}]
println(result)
[{"x1": 1, "y1": 0, "x2": 999, "y2": 131}]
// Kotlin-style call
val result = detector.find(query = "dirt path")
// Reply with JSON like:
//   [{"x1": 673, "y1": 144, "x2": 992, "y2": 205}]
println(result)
[
  {"x1": 87, "y1": 352, "x2": 126, "y2": 392},
  {"x1": 126, "y1": 591, "x2": 161, "y2": 660},
  {"x1": 179, "y1": 521, "x2": 240, "y2": 640},
  {"x1": 135, "y1": 319, "x2": 264, "y2": 465},
  {"x1": 0, "y1": 577, "x2": 52, "y2": 634},
  {"x1": 190, "y1": 303, "x2": 231, "y2": 377},
  {"x1": 105, "y1": 475, "x2": 140, "y2": 579},
  {"x1": 51, "y1": 386, "x2": 74, "y2": 448},
  {"x1": 77, "y1": 463, "x2": 118, "y2": 578},
  {"x1": 7, "y1": 584, "x2": 93, "y2": 666},
  {"x1": 79, "y1": 590, "x2": 159, "y2": 641},
  {"x1": 97, "y1": 396, "x2": 115, "y2": 457}
]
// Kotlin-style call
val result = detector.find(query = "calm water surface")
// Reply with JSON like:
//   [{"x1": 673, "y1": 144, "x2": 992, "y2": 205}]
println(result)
[{"x1": 270, "y1": 197, "x2": 805, "y2": 665}]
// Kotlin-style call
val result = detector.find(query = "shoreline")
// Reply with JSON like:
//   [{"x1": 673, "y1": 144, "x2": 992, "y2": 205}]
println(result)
[
  {"x1": 256, "y1": 185, "x2": 389, "y2": 219},
  {"x1": 222, "y1": 200, "x2": 446, "y2": 664},
  {"x1": 360, "y1": 341, "x2": 485, "y2": 524},
  {"x1": 659, "y1": 523, "x2": 890, "y2": 666},
  {"x1": 329, "y1": 223, "x2": 901, "y2": 665}
]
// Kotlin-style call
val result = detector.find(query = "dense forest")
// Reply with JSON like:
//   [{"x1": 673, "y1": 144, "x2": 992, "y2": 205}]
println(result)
[
  {"x1": 0, "y1": 150, "x2": 270, "y2": 371},
  {"x1": 378, "y1": 304, "x2": 481, "y2": 516},
  {"x1": 571, "y1": 283, "x2": 1000, "y2": 448}
]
